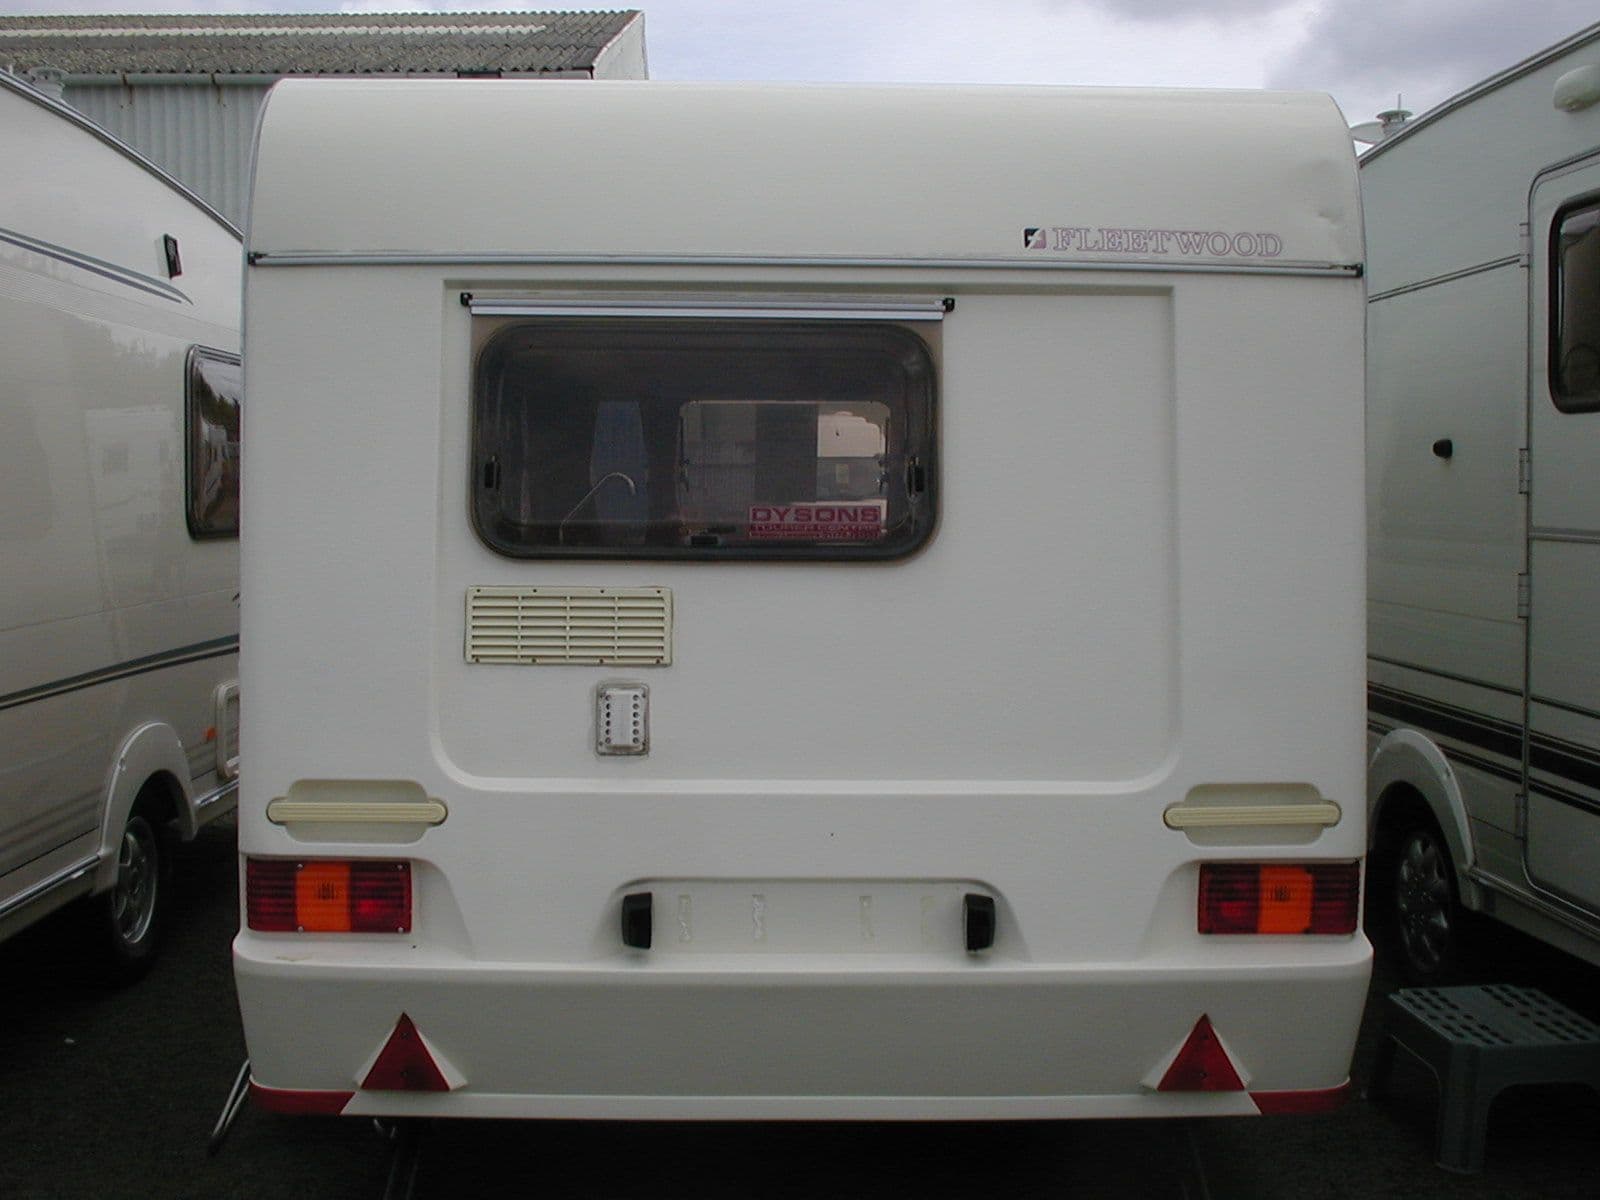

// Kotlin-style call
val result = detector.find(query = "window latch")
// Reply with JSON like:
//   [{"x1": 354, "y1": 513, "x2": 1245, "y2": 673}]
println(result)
[{"x1": 905, "y1": 457, "x2": 927, "y2": 495}]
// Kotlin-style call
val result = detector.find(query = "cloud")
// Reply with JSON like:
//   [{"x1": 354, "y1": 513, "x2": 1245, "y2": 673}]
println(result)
[
  {"x1": 1082, "y1": 0, "x2": 1300, "y2": 21},
  {"x1": 1267, "y1": 0, "x2": 1599, "y2": 120},
  {"x1": 641, "y1": 0, "x2": 1311, "y2": 88}
]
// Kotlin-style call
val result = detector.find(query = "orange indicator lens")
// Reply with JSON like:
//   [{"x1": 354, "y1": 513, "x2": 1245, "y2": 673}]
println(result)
[
  {"x1": 1257, "y1": 866, "x2": 1315, "y2": 934},
  {"x1": 295, "y1": 861, "x2": 352, "y2": 932}
]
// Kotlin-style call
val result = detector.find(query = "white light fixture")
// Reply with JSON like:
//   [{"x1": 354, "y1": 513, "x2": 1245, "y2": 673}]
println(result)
[{"x1": 1554, "y1": 64, "x2": 1600, "y2": 113}]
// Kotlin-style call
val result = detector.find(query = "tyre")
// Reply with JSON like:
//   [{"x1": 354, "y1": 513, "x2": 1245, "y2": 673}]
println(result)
[
  {"x1": 95, "y1": 805, "x2": 170, "y2": 983},
  {"x1": 1371, "y1": 812, "x2": 1466, "y2": 985}
]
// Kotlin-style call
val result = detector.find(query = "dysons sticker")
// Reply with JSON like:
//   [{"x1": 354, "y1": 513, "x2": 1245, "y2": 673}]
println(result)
[{"x1": 748, "y1": 504, "x2": 885, "y2": 540}]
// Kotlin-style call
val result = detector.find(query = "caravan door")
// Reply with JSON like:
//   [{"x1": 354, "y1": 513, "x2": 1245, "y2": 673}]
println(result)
[{"x1": 1525, "y1": 155, "x2": 1600, "y2": 918}]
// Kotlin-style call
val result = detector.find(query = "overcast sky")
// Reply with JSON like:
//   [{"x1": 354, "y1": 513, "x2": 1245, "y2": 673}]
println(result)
[{"x1": 6, "y1": 0, "x2": 1598, "y2": 131}]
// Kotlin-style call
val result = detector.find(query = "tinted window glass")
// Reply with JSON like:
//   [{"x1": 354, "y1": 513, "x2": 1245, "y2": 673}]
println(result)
[
  {"x1": 187, "y1": 347, "x2": 242, "y2": 537},
  {"x1": 1552, "y1": 201, "x2": 1600, "y2": 413},
  {"x1": 472, "y1": 321, "x2": 936, "y2": 558}
]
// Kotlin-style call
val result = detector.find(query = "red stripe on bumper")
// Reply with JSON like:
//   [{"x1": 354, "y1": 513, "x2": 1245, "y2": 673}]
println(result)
[
  {"x1": 1250, "y1": 1080, "x2": 1351, "y2": 1115},
  {"x1": 249, "y1": 1081, "x2": 354, "y2": 1116}
]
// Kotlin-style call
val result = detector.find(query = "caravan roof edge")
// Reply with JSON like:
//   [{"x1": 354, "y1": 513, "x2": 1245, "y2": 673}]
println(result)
[
  {"x1": 245, "y1": 250, "x2": 1362, "y2": 277},
  {"x1": 248, "y1": 81, "x2": 1364, "y2": 270},
  {"x1": 1360, "y1": 20, "x2": 1600, "y2": 165},
  {"x1": 0, "y1": 68, "x2": 240, "y2": 240}
]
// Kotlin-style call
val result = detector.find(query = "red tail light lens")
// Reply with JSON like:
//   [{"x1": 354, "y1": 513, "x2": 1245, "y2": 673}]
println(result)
[
  {"x1": 1198, "y1": 862, "x2": 1359, "y2": 935},
  {"x1": 246, "y1": 859, "x2": 411, "y2": 933}
]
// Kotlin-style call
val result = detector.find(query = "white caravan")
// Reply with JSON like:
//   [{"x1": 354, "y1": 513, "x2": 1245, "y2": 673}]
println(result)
[
  {"x1": 1364, "y1": 22, "x2": 1600, "y2": 980},
  {"x1": 0, "y1": 72, "x2": 242, "y2": 976},
  {"x1": 237, "y1": 80, "x2": 1368, "y2": 1121}
]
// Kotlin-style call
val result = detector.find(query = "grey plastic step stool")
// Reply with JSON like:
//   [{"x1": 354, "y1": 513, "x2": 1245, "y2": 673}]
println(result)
[{"x1": 1367, "y1": 984, "x2": 1600, "y2": 1173}]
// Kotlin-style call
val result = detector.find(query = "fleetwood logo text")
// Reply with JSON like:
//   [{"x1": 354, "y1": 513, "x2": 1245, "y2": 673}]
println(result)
[{"x1": 1023, "y1": 226, "x2": 1284, "y2": 258}]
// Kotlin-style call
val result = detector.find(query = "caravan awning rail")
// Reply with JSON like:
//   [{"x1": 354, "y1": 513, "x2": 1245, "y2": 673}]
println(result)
[{"x1": 462, "y1": 294, "x2": 951, "y2": 321}]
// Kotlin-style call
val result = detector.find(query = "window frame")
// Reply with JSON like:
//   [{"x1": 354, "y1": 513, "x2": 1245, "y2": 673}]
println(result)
[
  {"x1": 1548, "y1": 194, "x2": 1600, "y2": 414},
  {"x1": 468, "y1": 317, "x2": 939, "y2": 562},
  {"x1": 184, "y1": 344, "x2": 243, "y2": 539}
]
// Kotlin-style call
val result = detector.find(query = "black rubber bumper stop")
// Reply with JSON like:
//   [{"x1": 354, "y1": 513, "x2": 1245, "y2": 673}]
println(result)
[
  {"x1": 964, "y1": 893, "x2": 996, "y2": 952},
  {"x1": 621, "y1": 891, "x2": 653, "y2": 949}
]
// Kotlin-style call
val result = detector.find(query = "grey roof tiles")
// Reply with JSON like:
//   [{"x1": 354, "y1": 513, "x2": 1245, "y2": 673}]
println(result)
[{"x1": 0, "y1": 11, "x2": 639, "y2": 76}]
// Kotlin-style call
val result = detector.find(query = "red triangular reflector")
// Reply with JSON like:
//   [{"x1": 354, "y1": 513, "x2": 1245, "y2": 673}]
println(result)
[
  {"x1": 361, "y1": 1013, "x2": 451, "y2": 1092},
  {"x1": 1157, "y1": 1015, "x2": 1246, "y2": 1093}
]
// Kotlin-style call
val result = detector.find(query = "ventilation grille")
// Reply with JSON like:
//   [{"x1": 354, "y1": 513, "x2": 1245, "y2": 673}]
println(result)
[{"x1": 466, "y1": 586, "x2": 672, "y2": 666}]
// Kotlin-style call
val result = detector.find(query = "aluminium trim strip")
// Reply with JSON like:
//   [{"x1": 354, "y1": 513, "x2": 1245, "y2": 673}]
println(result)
[
  {"x1": 250, "y1": 250, "x2": 1363, "y2": 278},
  {"x1": 1529, "y1": 692, "x2": 1600, "y2": 724},
  {"x1": 1527, "y1": 779, "x2": 1600, "y2": 817},
  {"x1": 1367, "y1": 653, "x2": 1522, "y2": 698},
  {"x1": 1466, "y1": 864, "x2": 1600, "y2": 933},
  {"x1": 1530, "y1": 525, "x2": 1600, "y2": 545},
  {"x1": 0, "y1": 856, "x2": 99, "y2": 922},
  {"x1": 1443, "y1": 745, "x2": 1523, "y2": 786},
  {"x1": 466, "y1": 297, "x2": 948, "y2": 321},
  {"x1": 0, "y1": 71, "x2": 240, "y2": 238},
  {"x1": 1366, "y1": 255, "x2": 1522, "y2": 304},
  {"x1": 0, "y1": 224, "x2": 192, "y2": 304},
  {"x1": 1163, "y1": 801, "x2": 1341, "y2": 830},
  {"x1": 194, "y1": 780, "x2": 239, "y2": 813}
]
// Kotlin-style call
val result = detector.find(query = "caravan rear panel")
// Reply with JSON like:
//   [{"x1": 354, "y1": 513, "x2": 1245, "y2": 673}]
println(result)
[{"x1": 237, "y1": 80, "x2": 1368, "y2": 1119}]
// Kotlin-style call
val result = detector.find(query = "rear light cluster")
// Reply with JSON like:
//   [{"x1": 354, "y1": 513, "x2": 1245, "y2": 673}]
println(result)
[
  {"x1": 247, "y1": 858, "x2": 412, "y2": 933},
  {"x1": 1198, "y1": 862, "x2": 1359, "y2": 935}
]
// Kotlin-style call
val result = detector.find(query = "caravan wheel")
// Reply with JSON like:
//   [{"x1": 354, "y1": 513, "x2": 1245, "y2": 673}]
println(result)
[
  {"x1": 1378, "y1": 817, "x2": 1464, "y2": 984},
  {"x1": 96, "y1": 804, "x2": 170, "y2": 983}
]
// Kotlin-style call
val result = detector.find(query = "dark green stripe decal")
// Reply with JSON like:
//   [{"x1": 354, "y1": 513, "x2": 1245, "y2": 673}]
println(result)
[
  {"x1": 1369, "y1": 682, "x2": 1600, "y2": 808},
  {"x1": 0, "y1": 636, "x2": 238, "y2": 713},
  {"x1": 1367, "y1": 684, "x2": 1522, "y2": 760}
]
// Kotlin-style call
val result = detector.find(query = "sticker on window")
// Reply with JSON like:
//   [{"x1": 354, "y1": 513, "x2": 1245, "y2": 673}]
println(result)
[{"x1": 748, "y1": 503, "x2": 886, "y2": 540}]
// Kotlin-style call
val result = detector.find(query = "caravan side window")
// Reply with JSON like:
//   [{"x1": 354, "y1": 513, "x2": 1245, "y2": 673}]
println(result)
[
  {"x1": 1551, "y1": 200, "x2": 1600, "y2": 413},
  {"x1": 186, "y1": 346, "x2": 243, "y2": 538},
  {"x1": 471, "y1": 321, "x2": 936, "y2": 559}
]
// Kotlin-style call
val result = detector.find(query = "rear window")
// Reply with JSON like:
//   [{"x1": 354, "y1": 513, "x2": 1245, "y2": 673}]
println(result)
[{"x1": 471, "y1": 321, "x2": 936, "y2": 558}]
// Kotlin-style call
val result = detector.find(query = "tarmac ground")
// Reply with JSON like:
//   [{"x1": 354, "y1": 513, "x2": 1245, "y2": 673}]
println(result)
[{"x1": 2, "y1": 814, "x2": 1596, "y2": 1199}]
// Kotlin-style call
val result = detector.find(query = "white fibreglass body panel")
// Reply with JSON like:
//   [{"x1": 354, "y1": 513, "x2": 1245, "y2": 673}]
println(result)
[
  {"x1": 443, "y1": 289, "x2": 1177, "y2": 781},
  {"x1": 238, "y1": 83, "x2": 1367, "y2": 1114},
  {"x1": 249, "y1": 80, "x2": 1361, "y2": 272},
  {"x1": 0, "y1": 80, "x2": 241, "y2": 925},
  {"x1": 1366, "y1": 266, "x2": 1527, "y2": 688}
]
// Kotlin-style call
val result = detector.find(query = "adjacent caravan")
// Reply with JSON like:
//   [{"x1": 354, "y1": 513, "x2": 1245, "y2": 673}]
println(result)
[
  {"x1": 237, "y1": 80, "x2": 1368, "y2": 1121},
  {"x1": 0, "y1": 72, "x2": 242, "y2": 974},
  {"x1": 1363, "y1": 22, "x2": 1600, "y2": 979}
]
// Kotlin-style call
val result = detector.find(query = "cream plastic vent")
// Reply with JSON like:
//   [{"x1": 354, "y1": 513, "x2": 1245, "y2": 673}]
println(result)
[{"x1": 466, "y1": 586, "x2": 672, "y2": 666}]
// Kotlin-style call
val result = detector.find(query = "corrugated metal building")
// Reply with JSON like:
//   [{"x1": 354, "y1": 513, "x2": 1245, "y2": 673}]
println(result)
[{"x1": 0, "y1": 12, "x2": 647, "y2": 226}]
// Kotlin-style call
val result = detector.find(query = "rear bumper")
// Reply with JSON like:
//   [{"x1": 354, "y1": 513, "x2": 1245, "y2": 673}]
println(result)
[{"x1": 235, "y1": 939, "x2": 1370, "y2": 1120}]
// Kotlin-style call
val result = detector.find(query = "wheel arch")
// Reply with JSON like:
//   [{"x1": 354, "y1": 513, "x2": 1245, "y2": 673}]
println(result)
[
  {"x1": 1367, "y1": 727, "x2": 1480, "y2": 908},
  {"x1": 93, "y1": 722, "x2": 194, "y2": 893}
]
